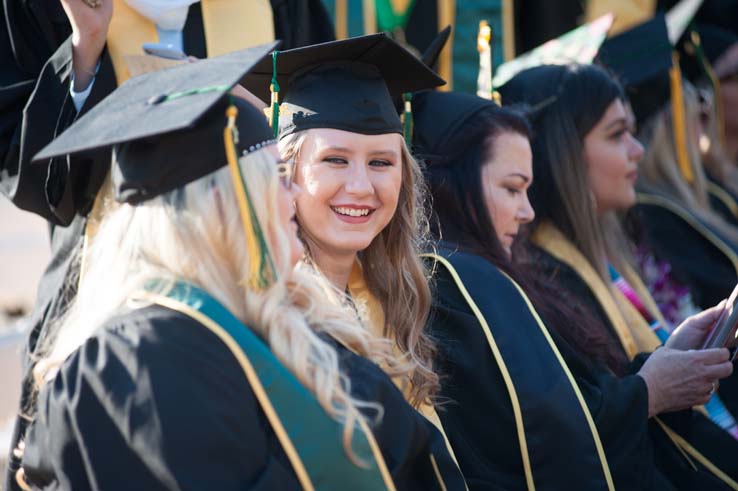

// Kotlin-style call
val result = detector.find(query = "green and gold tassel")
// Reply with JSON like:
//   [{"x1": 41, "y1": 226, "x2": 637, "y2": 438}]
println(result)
[
  {"x1": 224, "y1": 102, "x2": 276, "y2": 289},
  {"x1": 269, "y1": 50, "x2": 281, "y2": 138},
  {"x1": 402, "y1": 92, "x2": 413, "y2": 146},
  {"x1": 691, "y1": 30, "x2": 727, "y2": 147}
]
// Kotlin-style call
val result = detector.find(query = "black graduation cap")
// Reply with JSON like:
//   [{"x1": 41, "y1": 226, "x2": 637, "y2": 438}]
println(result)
[
  {"x1": 595, "y1": 13, "x2": 674, "y2": 124},
  {"x1": 679, "y1": 23, "x2": 738, "y2": 82},
  {"x1": 411, "y1": 90, "x2": 498, "y2": 164},
  {"x1": 34, "y1": 42, "x2": 280, "y2": 204},
  {"x1": 241, "y1": 33, "x2": 446, "y2": 138},
  {"x1": 421, "y1": 25, "x2": 452, "y2": 69}
]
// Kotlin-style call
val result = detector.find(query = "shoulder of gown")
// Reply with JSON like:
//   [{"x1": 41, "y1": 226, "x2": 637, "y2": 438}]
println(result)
[
  {"x1": 429, "y1": 248, "x2": 675, "y2": 490},
  {"x1": 22, "y1": 304, "x2": 301, "y2": 491},
  {"x1": 1, "y1": 2, "x2": 112, "y2": 225},
  {"x1": 333, "y1": 341, "x2": 466, "y2": 491},
  {"x1": 633, "y1": 200, "x2": 738, "y2": 309},
  {"x1": 427, "y1": 257, "x2": 526, "y2": 489}
]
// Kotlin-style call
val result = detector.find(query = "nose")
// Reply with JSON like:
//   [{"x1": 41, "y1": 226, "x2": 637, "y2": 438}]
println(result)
[
  {"x1": 344, "y1": 163, "x2": 374, "y2": 196},
  {"x1": 518, "y1": 193, "x2": 535, "y2": 224},
  {"x1": 628, "y1": 133, "x2": 645, "y2": 164}
]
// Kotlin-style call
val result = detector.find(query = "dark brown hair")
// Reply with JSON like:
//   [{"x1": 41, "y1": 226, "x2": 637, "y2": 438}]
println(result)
[{"x1": 423, "y1": 102, "x2": 628, "y2": 373}]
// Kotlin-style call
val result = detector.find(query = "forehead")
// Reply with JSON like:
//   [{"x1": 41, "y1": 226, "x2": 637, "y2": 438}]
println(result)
[
  {"x1": 302, "y1": 128, "x2": 402, "y2": 154},
  {"x1": 485, "y1": 132, "x2": 532, "y2": 175},
  {"x1": 599, "y1": 98, "x2": 627, "y2": 124}
]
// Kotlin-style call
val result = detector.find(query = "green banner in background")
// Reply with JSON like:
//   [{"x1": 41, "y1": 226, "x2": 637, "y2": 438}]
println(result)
[
  {"x1": 322, "y1": 0, "x2": 507, "y2": 94},
  {"x1": 376, "y1": 0, "x2": 417, "y2": 31}
]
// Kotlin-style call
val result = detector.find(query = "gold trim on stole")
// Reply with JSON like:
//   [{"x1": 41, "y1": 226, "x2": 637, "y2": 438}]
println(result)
[
  {"x1": 334, "y1": 0, "x2": 349, "y2": 39},
  {"x1": 347, "y1": 261, "x2": 466, "y2": 488},
  {"x1": 141, "y1": 292, "x2": 316, "y2": 491},
  {"x1": 501, "y1": 0, "x2": 515, "y2": 61},
  {"x1": 707, "y1": 181, "x2": 738, "y2": 221},
  {"x1": 107, "y1": 0, "x2": 275, "y2": 84},
  {"x1": 533, "y1": 221, "x2": 737, "y2": 488},
  {"x1": 201, "y1": 0, "x2": 274, "y2": 57},
  {"x1": 362, "y1": 0, "x2": 378, "y2": 34},
  {"x1": 437, "y1": 0, "x2": 455, "y2": 91},
  {"x1": 532, "y1": 222, "x2": 661, "y2": 358},
  {"x1": 423, "y1": 253, "x2": 615, "y2": 491},
  {"x1": 655, "y1": 418, "x2": 738, "y2": 490},
  {"x1": 141, "y1": 291, "x2": 398, "y2": 491},
  {"x1": 637, "y1": 193, "x2": 738, "y2": 275}
]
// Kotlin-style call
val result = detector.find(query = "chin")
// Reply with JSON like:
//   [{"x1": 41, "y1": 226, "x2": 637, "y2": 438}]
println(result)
[{"x1": 621, "y1": 193, "x2": 637, "y2": 210}]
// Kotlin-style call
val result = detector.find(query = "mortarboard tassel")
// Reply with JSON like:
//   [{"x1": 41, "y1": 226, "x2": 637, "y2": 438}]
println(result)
[
  {"x1": 691, "y1": 31, "x2": 727, "y2": 147},
  {"x1": 489, "y1": 23, "x2": 502, "y2": 106},
  {"x1": 402, "y1": 92, "x2": 413, "y2": 145},
  {"x1": 269, "y1": 51, "x2": 281, "y2": 139},
  {"x1": 224, "y1": 103, "x2": 276, "y2": 289},
  {"x1": 669, "y1": 51, "x2": 695, "y2": 184},
  {"x1": 477, "y1": 20, "x2": 493, "y2": 101},
  {"x1": 476, "y1": 21, "x2": 502, "y2": 105}
]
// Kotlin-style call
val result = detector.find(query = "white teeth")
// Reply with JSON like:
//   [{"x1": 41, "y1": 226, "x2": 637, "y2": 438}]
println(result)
[{"x1": 333, "y1": 207, "x2": 371, "y2": 217}]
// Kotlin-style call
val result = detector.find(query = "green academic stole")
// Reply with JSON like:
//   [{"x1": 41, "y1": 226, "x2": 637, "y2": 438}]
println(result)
[
  {"x1": 423, "y1": 249, "x2": 614, "y2": 491},
  {"x1": 143, "y1": 282, "x2": 396, "y2": 491}
]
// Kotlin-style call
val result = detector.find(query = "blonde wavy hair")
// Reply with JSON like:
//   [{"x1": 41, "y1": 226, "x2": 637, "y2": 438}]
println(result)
[
  {"x1": 279, "y1": 131, "x2": 438, "y2": 408},
  {"x1": 33, "y1": 146, "x2": 399, "y2": 459},
  {"x1": 638, "y1": 81, "x2": 738, "y2": 244}
]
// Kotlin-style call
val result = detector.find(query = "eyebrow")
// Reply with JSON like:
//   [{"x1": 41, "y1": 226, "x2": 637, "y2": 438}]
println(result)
[
  {"x1": 321, "y1": 146, "x2": 399, "y2": 158},
  {"x1": 604, "y1": 117, "x2": 628, "y2": 131},
  {"x1": 323, "y1": 146, "x2": 353, "y2": 153},
  {"x1": 506, "y1": 172, "x2": 531, "y2": 183},
  {"x1": 369, "y1": 149, "x2": 400, "y2": 158}
]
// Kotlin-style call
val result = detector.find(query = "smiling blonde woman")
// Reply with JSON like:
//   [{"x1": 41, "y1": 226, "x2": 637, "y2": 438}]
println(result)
[{"x1": 244, "y1": 34, "x2": 448, "y2": 413}]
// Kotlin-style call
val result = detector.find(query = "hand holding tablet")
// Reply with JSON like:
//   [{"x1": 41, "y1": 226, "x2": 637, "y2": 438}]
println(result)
[{"x1": 702, "y1": 284, "x2": 738, "y2": 355}]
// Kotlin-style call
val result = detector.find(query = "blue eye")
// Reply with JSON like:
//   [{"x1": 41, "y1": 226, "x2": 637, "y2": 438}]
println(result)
[
  {"x1": 369, "y1": 159, "x2": 392, "y2": 167},
  {"x1": 324, "y1": 157, "x2": 348, "y2": 164}
]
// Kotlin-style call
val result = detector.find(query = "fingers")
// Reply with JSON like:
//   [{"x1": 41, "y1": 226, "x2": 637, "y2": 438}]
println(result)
[
  {"x1": 691, "y1": 347, "x2": 731, "y2": 364},
  {"x1": 682, "y1": 302, "x2": 726, "y2": 331},
  {"x1": 703, "y1": 360, "x2": 734, "y2": 380}
]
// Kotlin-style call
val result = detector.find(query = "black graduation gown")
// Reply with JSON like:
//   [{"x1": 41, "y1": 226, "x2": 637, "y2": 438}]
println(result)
[
  {"x1": 530, "y1": 245, "x2": 738, "y2": 490},
  {"x1": 706, "y1": 174, "x2": 738, "y2": 228},
  {"x1": 428, "y1": 247, "x2": 675, "y2": 490},
  {"x1": 633, "y1": 194, "x2": 738, "y2": 310},
  {"x1": 1, "y1": 4, "x2": 334, "y2": 489},
  {"x1": 19, "y1": 304, "x2": 463, "y2": 491}
]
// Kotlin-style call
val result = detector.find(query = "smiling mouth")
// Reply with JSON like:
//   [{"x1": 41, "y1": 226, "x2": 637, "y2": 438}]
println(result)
[{"x1": 331, "y1": 206, "x2": 375, "y2": 217}]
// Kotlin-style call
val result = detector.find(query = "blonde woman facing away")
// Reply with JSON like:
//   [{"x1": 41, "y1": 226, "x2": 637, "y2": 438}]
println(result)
[{"x1": 13, "y1": 49, "x2": 465, "y2": 491}]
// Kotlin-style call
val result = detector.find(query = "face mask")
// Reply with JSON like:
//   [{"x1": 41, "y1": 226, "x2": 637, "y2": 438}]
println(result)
[{"x1": 124, "y1": 0, "x2": 198, "y2": 30}]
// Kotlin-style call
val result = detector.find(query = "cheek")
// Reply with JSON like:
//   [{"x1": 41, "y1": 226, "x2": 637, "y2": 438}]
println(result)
[
  {"x1": 294, "y1": 166, "x2": 337, "y2": 221},
  {"x1": 488, "y1": 188, "x2": 516, "y2": 229},
  {"x1": 374, "y1": 168, "x2": 403, "y2": 213},
  {"x1": 588, "y1": 144, "x2": 626, "y2": 185},
  {"x1": 587, "y1": 143, "x2": 636, "y2": 209}
]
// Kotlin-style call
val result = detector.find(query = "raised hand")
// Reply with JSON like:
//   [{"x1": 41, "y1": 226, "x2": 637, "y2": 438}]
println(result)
[{"x1": 60, "y1": 0, "x2": 113, "y2": 90}]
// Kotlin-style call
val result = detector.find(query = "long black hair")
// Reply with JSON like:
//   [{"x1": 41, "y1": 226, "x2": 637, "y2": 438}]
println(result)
[
  {"x1": 500, "y1": 64, "x2": 627, "y2": 278},
  {"x1": 417, "y1": 90, "x2": 628, "y2": 373}
]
